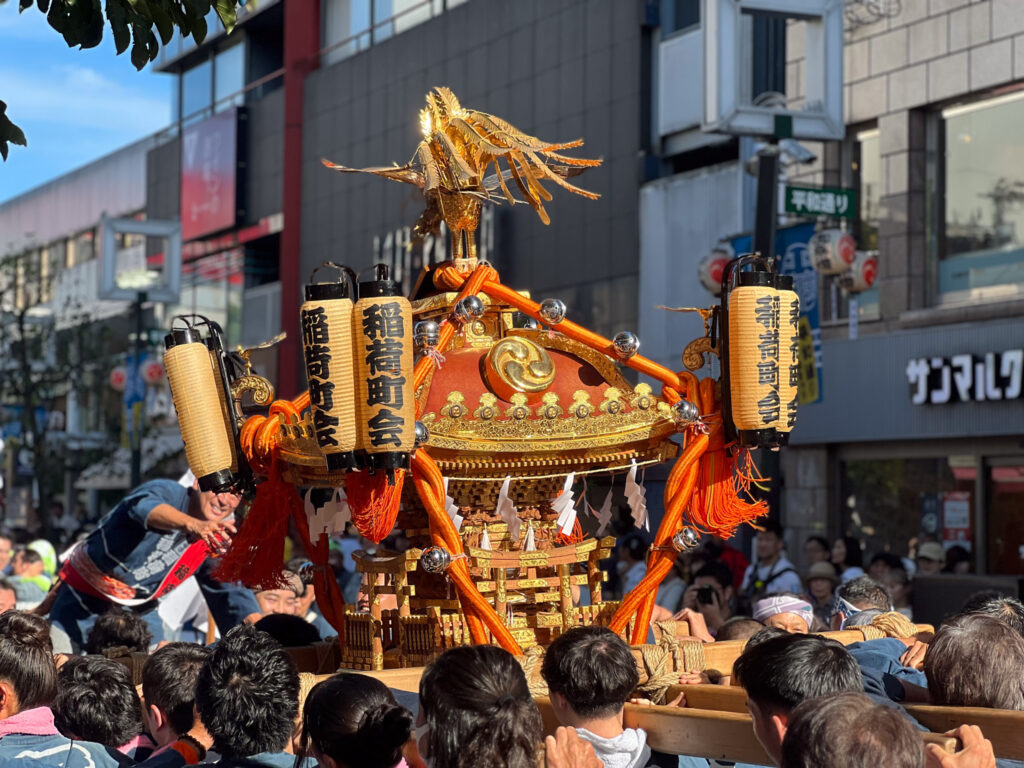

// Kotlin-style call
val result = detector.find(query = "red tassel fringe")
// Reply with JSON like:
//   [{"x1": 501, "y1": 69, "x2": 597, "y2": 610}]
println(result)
[
  {"x1": 686, "y1": 446, "x2": 768, "y2": 539},
  {"x1": 345, "y1": 470, "x2": 405, "y2": 543}
]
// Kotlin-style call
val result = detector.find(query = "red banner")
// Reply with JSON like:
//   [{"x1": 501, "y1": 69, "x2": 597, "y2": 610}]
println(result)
[{"x1": 181, "y1": 109, "x2": 239, "y2": 242}]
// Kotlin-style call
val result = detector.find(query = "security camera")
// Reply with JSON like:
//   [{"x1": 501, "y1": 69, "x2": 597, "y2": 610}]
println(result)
[{"x1": 779, "y1": 138, "x2": 817, "y2": 166}]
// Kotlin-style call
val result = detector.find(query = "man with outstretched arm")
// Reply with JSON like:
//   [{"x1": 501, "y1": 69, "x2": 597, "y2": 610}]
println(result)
[{"x1": 44, "y1": 478, "x2": 261, "y2": 651}]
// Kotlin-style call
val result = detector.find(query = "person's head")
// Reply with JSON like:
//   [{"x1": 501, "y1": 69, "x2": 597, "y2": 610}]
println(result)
[
  {"x1": 255, "y1": 571, "x2": 303, "y2": 616},
  {"x1": 733, "y1": 633, "x2": 862, "y2": 763},
  {"x1": 11, "y1": 548, "x2": 43, "y2": 578},
  {"x1": 0, "y1": 579, "x2": 16, "y2": 614},
  {"x1": 287, "y1": 558, "x2": 317, "y2": 616},
  {"x1": 53, "y1": 655, "x2": 143, "y2": 749},
  {"x1": 883, "y1": 568, "x2": 911, "y2": 608},
  {"x1": 714, "y1": 617, "x2": 765, "y2": 643},
  {"x1": 196, "y1": 624, "x2": 300, "y2": 758},
  {"x1": 541, "y1": 626, "x2": 638, "y2": 724},
  {"x1": 84, "y1": 606, "x2": 153, "y2": 656},
  {"x1": 960, "y1": 593, "x2": 1024, "y2": 638},
  {"x1": 925, "y1": 614, "x2": 1024, "y2": 710},
  {"x1": 830, "y1": 576, "x2": 891, "y2": 630},
  {"x1": 692, "y1": 561, "x2": 733, "y2": 618},
  {"x1": 915, "y1": 541, "x2": 945, "y2": 575},
  {"x1": 618, "y1": 535, "x2": 647, "y2": 567},
  {"x1": 27, "y1": 540, "x2": 57, "y2": 575},
  {"x1": 752, "y1": 594, "x2": 813, "y2": 634},
  {"x1": 867, "y1": 552, "x2": 903, "y2": 582},
  {"x1": 780, "y1": 692, "x2": 922, "y2": 768},
  {"x1": 831, "y1": 536, "x2": 862, "y2": 569},
  {"x1": 942, "y1": 544, "x2": 971, "y2": 574},
  {"x1": 419, "y1": 645, "x2": 541, "y2": 768},
  {"x1": 254, "y1": 613, "x2": 322, "y2": 647},
  {"x1": 0, "y1": 536, "x2": 12, "y2": 571},
  {"x1": 756, "y1": 522, "x2": 785, "y2": 563},
  {"x1": 299, "y1": 673, "x2": 413, "y2": 768},
  {"x1": 189, "y1": 482, "x2": 242, "y2": 523},
  {"x1": 0, "y1": 611, "x2": 56, "y2": 719},
  {"x1": 805, "y1": 562, "x2": 838, "y2": 601},
  {"x1": 842, "y1": 608, "x2": 883, "y2": 627},
  {"x1": 803, "y1": 536, "x2": 829, "y2": 566},
  {"x1": 141, "y1": 642, "x2": 211, "y2": 747}
]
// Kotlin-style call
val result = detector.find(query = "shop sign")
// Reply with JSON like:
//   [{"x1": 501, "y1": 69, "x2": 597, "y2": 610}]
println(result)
[
  {"x1": 784, "y1": 185, "x2": 856, "y2": 219},
  {"x1": 906, "y1": 349, "x2": 1024, "y2": 405},
  {"x1": 181, "y1": 108, "x2": 239, "y2": 241}
]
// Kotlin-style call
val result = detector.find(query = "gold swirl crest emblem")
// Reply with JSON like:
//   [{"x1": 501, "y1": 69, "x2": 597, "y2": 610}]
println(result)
[{"x1": 483, "y1": 337, "x2": 556, "y2": 403}]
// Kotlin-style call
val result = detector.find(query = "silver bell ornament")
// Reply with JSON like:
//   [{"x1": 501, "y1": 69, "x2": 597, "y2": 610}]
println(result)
[
  {"x1": 516, "y1": 312, "x2": 539, "y2": 330},
  {"x1": 414, "y1": 320, "x2": 441, "y2": 349},
  {"x1": 453, "y1": 295, "x2": 485, "y2": 324},
  {"x1": 414, "y1": 421, "x2": 430, "y2": 447},
  {"x1": 420, "y1": 545, "x2": 452, "y2": 574},
  {"x1": 672, "y1": 527, "x2": 701, "y2": 551},
  {"x1": 672, "y1": 399, "x2": 700, "y2": 427},
  {"x1": 538, "y1": 298, "x2": 567, "y2": 325},
  {"x1": 612, "y1": 331, "x2": 640, "y2": 360}
]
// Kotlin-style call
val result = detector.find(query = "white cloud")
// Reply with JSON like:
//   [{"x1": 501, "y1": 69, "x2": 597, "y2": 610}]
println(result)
[{"x1": 0, "y1": 63, "x2": 171, "y2": 135}]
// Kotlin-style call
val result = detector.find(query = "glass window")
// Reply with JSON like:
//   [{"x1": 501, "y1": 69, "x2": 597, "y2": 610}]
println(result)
[
  {"x1": 182, "y1": 58, "x2": 213, "y2": 123},
  {"x1": 68, "y1": 229, "x2": 95, "y2": 267},
  {"x1": 168, "y1": 250, "x2": 245, "y2": 346},
  {"x1": 663, "y1": 0, "x2": 700, "y2": 35},
  {"x1": 322, "y1": 0, "x2": 372, "y2": 66},
  {"x1": 840, "y1": 457, "x2": 976, "y2": 573},
  {"x1": 214, "y1": 42, "x2": 246, "y2": 111},
  {"x1": 938, "y1": 90, "x2": 1024, "y2": 303}
]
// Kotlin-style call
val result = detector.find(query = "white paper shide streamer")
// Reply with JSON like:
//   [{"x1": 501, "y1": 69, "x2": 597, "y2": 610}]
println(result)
[
  {"x1": 524, "y1": 522, "x2": 536, "y2": 551},
  {"x1": 496, "y1": 475, "x2": 520, "y2": 541},
  {"x1": 595, "y1": 488, "x2": 613, "y2": 536},
  {"x1": 305, "y1": 486, "x2": 351, "y2": 538},
  {"x1": 552, "y1": 472, "x2": 578, "y2": 537},
  {"x1": 626, "y1": 461, "x2": 648, "y2": 532},
  {"x1": 480, "y1": 525, "x2": 492, "y2": 551},
  {"x1": 442, "y1": 477, "x2": 464, "y2": 531}
]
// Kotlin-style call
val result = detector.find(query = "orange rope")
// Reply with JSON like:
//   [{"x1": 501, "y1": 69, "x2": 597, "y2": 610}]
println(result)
[{"x1": 412, "y1": 450, "x2": 523, "y2": 653}]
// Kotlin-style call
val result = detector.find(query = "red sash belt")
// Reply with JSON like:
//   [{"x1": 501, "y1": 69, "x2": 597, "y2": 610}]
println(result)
[{"x1": 60, "y1": 540, "x2": 211, "y2": 607}]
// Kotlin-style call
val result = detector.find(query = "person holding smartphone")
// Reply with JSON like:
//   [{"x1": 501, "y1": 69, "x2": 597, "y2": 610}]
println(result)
[{"x1": 677, "y1": 561, "x2": 735, "y2": 634}]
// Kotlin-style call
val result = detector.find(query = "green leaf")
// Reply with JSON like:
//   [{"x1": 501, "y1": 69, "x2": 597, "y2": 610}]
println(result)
[
  {"x1": 35, "y1": 0, "x2": 50, "y2": 13},
  {"x1": 0, "y1": 101, "x2": 28, "y2": 162},
  {"x1": 190, "y1": 8, "x2": 206, "y2": 43},
  {"x1": 212, "y1": 0, "x2": 235, "y2": 33},
  {"x1": 147, "y1": 1, "x2": 173, "y2": 44},
  {"x1": 19, "y1": 0, "x2": 32, "y2": 11},
  {"x1": 129, "y1": 22, "x2": 148, "y2": 68},
  {"x1": 105, "y1": 0, "x2": 130, "y2": 54}
]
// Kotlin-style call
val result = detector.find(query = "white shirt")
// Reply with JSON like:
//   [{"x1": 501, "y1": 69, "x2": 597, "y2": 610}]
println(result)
[{"x1": 741, "y1": 555, "x2": 803, "y2": 596}]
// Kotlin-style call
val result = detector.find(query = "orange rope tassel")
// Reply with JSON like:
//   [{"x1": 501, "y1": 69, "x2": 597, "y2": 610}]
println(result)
[{"x1": 344, "y1": 470, "x2": 405, "y2": 544}]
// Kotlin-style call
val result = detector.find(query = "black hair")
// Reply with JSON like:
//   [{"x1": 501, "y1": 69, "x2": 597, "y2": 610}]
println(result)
[
  {"x1": 196, "y1": 624, "x2": 300, "y2": 758},
  {"x1": 804, "y1": 535, "x2": 829, "y2": 551},
  {"x1": 53, "y1": 655, "x2": 144, "y2": 748},
  {"x1": 254, "y1": 613, "x2": 323, "y2": 647},
  {"x1": 960, "y1": 593, "x2": 1024, "y2": 639},
  {"x1": 620, "y1": 534, "x2": 647, "y2": 562},
  {"x1": 141, "y1": 642, "x2": 211, "y2": 736},
  {"x1": 299, "y1": 674, "x2": 412, "y2": 768},
  {"x1": 84, "y1": 606, "x2": 153, "y2": 656},
  {"x1": 541, "y1": 626, "x2": 639, "y2": 718},
  {"x1": 0, "y1": 578, "x2": 16, "y2": 597},
  {"x1": 0, "y1": 611, "x2": 56, "y2": 710},
  {"x1": 833, "y1": 536, "x2": 863, "y2": 569},
  {"x1": 420, "y1": 645, "x2": 542, "y2": 768},
  {"x1": 715, "y1": 617, "x2": 765, "y2": 643},
  {"x1": 942, "y1": 545, "x2": 971, "y2": 573},
  {"x1": 733, "y1": 634, "x2": 862, "y2": 715},
  {"x1": 744, "y1": 626, "x2": 790, "y2": 649},
  {"x1": 18, "y1": 549, "x2": 42, "y2": 565},
  {"x1": 781, "y1": 692, "x2": 922, "y2": 768},
  {"x1": 759, "y1": 520, "x2": 784, "y2": 538},
  {"x1": 837, "y1": 576, "x2": 890, "y2": 612},
  {"x1": 692, "y1": 561, "x2": 734, "y2": 592},
  {"x1": 925, "y1": 614, "x2": 1024, "y2": 710},
  {"x1": 868, "y1": 552, "x2": 903, "y2": 570}
]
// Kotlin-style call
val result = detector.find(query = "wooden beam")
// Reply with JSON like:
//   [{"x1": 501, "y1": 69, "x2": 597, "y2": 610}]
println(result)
[
  {"x1": 624, "y1": 704, "x2": 772, "y2": 764},
  {"x1": 665, "y1": 683, "x2": 748, "y2": 713},
  {"x1": 906, "y1": 705, "x2": 1024, "y2": 760}
]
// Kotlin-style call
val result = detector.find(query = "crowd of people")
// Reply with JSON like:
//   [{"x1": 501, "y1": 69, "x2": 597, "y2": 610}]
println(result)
[{"x1": 0, "y1": 476, "x2": 1015, "y2": 767}]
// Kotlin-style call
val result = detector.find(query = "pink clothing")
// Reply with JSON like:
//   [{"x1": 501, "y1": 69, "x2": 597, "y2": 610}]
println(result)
[{"x1": 0, "y1": 706, "x2": 60, "y2": 738}]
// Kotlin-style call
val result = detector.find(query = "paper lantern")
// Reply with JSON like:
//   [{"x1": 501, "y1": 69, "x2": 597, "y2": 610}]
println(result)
[
  {"x1": 301, "y1": 263, "x2": 359, "y2": 472},
  {"x1": 810, "y1": 229, "x2": 856, "y2": 275},
  {"x1": 109, "y1": 366, "x2": 127, "y2": 392},
  {"x1": 140, "y1": 358, "x2": 165, "y2": 385},
  {"x1": 164, "y1": 327, "x2": 238, "y2": 492},
  {"x1": 837, "y1": 250, "x2": 878, "y2": 294},
  {"x1": 727, "y1": 272, "x2": 780, "y2": 448},
  {"x1": 698, "y1": 245, "x2": 733, "y2": 296},
  {"x1": 774, "y1": 274, "x2": 800, "y2": 445},
  {"x1": 352, "y1": 264, "x2": 415, "y2": 473}
]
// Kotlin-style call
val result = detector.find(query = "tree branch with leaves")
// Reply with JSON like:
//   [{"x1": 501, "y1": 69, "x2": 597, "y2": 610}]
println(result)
[{"x1": 0, "y1": 0, "x2": 241, "y2": 161}]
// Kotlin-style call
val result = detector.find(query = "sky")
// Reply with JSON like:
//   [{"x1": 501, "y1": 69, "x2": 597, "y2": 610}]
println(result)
[{"x1": 0, "y1": 2, "x2": 173, "y2": 204}]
